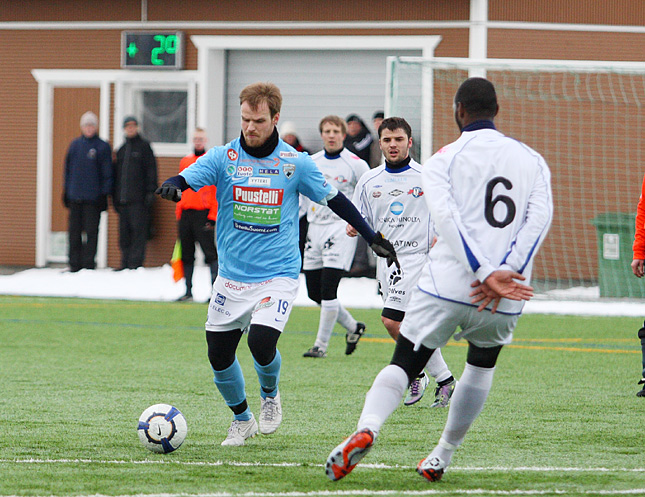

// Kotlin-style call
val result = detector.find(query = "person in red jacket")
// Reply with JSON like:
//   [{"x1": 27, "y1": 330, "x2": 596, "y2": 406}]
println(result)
[
  {"x1": 176, "y1": 128, "x2": 218, "y2": 301},
  {"x1": 631, "y1": 173, "x2": 645, "y2": 396}
]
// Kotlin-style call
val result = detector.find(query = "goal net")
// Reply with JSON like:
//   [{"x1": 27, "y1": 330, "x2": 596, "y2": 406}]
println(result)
[{"x1": 386, "y1": 57, "x2": 645, "y2": 299}]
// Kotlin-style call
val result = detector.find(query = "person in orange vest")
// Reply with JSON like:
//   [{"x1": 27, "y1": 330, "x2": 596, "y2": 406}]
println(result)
[{"x1": 176, "y1": 128, "x2": 218, "y2": 301}]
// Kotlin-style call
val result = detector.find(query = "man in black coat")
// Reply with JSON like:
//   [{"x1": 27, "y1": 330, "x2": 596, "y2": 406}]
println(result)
[
  {"x1": 63, "y1": 111, "x2": 113, "y2": 272},
  {"x1": 113, "y1": 116, "x2": 158, "y2": 269}
]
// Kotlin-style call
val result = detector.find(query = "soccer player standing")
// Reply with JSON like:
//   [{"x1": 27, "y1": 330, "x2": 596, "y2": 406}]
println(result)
[
  {"x1": 630, "y1": 173, "x2": 645, "y2": 397},
  {"x1": 302, "y1": 115, "x2": 370, "y2": 358},
  {"x1": 326, "y1": 77, "x2": 552, "y2": 482},
  {"x1": 156, "y1": 82, "x2": 398, "y2": 447},
  {"x1": 347, "y1": 116, "x2": 455, "y2": 407}
]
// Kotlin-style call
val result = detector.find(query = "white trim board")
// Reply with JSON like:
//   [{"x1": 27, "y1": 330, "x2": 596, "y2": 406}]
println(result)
[{"x1": 2, "y1": 20, "x2": 645, "y2": 34}]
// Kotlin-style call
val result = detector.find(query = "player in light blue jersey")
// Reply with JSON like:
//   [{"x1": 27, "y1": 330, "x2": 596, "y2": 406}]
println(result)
[{"x1": 156, "y1": 82, "x2": 399, "y2": 447}]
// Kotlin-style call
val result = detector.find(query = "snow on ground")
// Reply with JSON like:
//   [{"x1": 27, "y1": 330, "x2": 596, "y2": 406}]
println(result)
[{"x1": 1, "y1": 265, "x2": 644, "y2": 317}]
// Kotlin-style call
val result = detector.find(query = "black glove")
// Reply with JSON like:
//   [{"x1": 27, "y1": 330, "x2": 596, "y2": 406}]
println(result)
[
  {"x1": 62, "y1": 193, "x2": 70, "y2": 208},
  {"x1": 370, "y1": 231, "x2": 400, "y2": 269},
  {"x1": 96, "y1": 195, "x2": 108, "y2": 212},
  {"x1": 204, "y1": 219, "x2": 216, "y2": 231},
  {"x1": 155, "y1": 183, "x2": 182, "y2": 202}
]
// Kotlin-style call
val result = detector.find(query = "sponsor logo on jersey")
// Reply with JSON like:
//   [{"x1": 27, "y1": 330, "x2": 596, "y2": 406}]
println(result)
[
  {"x1": 408, "y1": 187, "x2": 424, "y2": 198},
  {"x1": 249, "y1": 177, "x2": 271, "y2": 186},
  {"x1": 234, "y1": 204, "x2": 281, "y2": 224},
  {"x1": 437, "y1": 145, "x2": 450, "y2": 154},
  {"x1": 214, "y1": 293, "x2": 227, "y2": 306},
  {"x1": 334, "y1": 175, "x2": 348, "y2": 184},
  {"x1": 385, "y1": 177, "x2": 407, "y2": 183},
  {"x1": 372, "y1": 191, "x2": 382, "y2": 198},
  {"x1": 389, "y1": 189, "x2": 404, "y2": 197},
  {"x1": 234, "y1": 221, "x2": 280, "y2": 233},
  {"x1": 259, "y1": 168, "x2": 279, "y2": 175},
  {"x1": 393, "y1": 239, "x2": 419, "y2": 249},
  {"x1": 226, "y1": 164, "x2": 236, "y2": 176},
  {"x1": 240, "y1": 157, "x2": 280, "y2": 167},
  {"x1": 283, "y1": 163, "x2": 295, "y2": 179},
  {"x1": 390, "y1": 201, "x2": 404, "y2": 215},
  {"x1": 227, "y1": 149, "x2": 238, "y2": 161},
  {"x1": 280, "y1": 151, "x2": 298, "y2": 158},
  {"x1": 233, "y1": 186, "x2": 283, "y2": 205},
  {"x1": 236, "y1": 165, "x2": 253, "y2": 177}
]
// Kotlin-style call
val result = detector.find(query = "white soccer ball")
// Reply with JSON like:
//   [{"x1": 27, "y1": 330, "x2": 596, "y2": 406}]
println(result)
[{"x1": 137, "y1": 404, "x2": 187, "y2": 453}]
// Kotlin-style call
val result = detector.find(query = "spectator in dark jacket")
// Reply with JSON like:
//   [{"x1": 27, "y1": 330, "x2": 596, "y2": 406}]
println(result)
[
  {"x1": 63, "y1": 111, "x2": 113, "y2": 272},
  {"x1": 113, "y1": 116, "x2": 158, "y2": 269},
  {"x1": 344, "y1": 114, "x2": 375, "y2": 167}
]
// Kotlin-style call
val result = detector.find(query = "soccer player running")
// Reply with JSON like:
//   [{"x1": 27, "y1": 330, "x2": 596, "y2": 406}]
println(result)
[
  {"x1": 326, "y1": 77, "x2": 552, "y2": 482},
  {"x1": 303, "y1": 116, "x2": 370, "y2": 358},
  {"x1": 347, "y1": 116, "x2": 455, "y2": 407},
  {"x1": 156, "y1": 82, "x2": 399, "y2": 447}
]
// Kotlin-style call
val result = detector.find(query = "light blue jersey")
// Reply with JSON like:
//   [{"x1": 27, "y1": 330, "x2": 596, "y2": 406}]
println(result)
[{"x1": 181, "y1": 137, "x2": 333, "y2": 282}]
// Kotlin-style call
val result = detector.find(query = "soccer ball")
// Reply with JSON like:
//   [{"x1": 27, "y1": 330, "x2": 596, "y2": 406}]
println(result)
[{"x1": 137, "y1": 404, "x2": 187, "y2": 453}]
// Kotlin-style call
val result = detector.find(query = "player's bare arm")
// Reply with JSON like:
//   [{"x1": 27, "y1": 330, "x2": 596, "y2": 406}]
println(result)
[{"x1": 469, "y1": 270, "x2": 534, "y2": 313}]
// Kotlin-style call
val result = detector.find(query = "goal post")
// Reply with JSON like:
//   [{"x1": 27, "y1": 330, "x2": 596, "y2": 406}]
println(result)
[{"x1": 386, "y1": 56, "x2": 645, "y2": 298}]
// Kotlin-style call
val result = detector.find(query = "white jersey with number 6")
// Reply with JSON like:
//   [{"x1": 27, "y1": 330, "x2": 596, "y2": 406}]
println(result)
[{"x1": 419, "y1": 127, "x2": 553, "y2": 315}]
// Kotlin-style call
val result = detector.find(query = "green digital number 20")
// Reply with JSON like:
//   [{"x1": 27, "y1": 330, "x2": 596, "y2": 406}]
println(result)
[{"x1": 151, "y1": 35, "x2": 178, "y2": 66}]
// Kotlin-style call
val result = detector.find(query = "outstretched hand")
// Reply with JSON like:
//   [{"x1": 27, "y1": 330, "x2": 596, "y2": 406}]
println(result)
[
  {"x1": 370, "y1": 231, "x2": 400, "y2": 269},
  {"x1": 155, "y1": 183, "x2": 182, "y2": 202},
  {"x1": 469, "y1": 270, "x2": 534, "y2": 313}
]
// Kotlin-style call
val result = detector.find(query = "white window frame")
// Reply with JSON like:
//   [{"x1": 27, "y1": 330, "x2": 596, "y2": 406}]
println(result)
[{"x1": 114, "y1": 72, "x2": 197, "y2": 157}]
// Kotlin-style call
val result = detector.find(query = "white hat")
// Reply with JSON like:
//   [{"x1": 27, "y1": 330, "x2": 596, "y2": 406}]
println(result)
[
  {"x1": 80, "y1": 111, "x2": 98, "y2": 127},
  {"x1": 280, "y1": 121, "x2": 298, "y2": 137}
]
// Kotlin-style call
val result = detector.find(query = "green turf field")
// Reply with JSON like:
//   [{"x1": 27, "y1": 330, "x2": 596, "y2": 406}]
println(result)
[{"x1": 1, "y1": 295, "x2": 644, "y2": 496}]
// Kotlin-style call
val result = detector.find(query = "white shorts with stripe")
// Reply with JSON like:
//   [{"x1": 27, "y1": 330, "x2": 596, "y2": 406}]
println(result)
[
  {"x1": 400, "y1": 284, "x2": 520, "y2": 350},
  {"x1": 206, "y1": 276, "x2": 299, "y2": 333},
  {"x1": 377, "y1": 253, "x2": 427, "y2": 313},
  {"x1": 302, "y1": 221, "x2": 358, "y2": 271}
]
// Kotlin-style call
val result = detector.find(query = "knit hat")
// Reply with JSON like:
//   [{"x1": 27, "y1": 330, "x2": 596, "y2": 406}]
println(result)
[
  {"x1": 80, "y1": 111, "x2": 98, "y2": 127},
  {"x1": 372, "y1": 110, "x2": 384, "y2": 120},
  {"x1": 280, "y1": 121, "x2": 298, "y2": 137},
  {"x1": 346, "y1": 114, "x2": 361, "y2": 124},
  {"x1": 123, "y1": 115, "x2": 138, "y2": 127}
]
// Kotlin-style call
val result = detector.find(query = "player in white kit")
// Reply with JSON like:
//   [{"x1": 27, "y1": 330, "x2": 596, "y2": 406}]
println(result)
[
  {"x1": 303, "y1": 115, "x2": 371, "y2": 358},
  {"x1": 347, "y1": 117, "x2": 455, "y2": 407},
  {"x1": 326, "y1": 78, "x2": 553, "y2": 483}
]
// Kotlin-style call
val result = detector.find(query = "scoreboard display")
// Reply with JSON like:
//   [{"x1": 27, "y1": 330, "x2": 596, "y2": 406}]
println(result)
[{"x1": 121, "y1": 31, "x2": 184, "y2": 69}]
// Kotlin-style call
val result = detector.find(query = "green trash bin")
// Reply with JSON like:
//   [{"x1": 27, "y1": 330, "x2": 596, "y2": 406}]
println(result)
[{"x1": 590, "y1": 212, "x2": 645, "y2": 298}]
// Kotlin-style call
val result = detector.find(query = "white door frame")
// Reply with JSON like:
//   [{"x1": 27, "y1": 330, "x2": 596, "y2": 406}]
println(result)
[
  {"x1": 190, "y1": 35, "x2": 442, "y2": 148},
  {"x1": 31, "y1": 69, "x2": 197, "y2": 268}
]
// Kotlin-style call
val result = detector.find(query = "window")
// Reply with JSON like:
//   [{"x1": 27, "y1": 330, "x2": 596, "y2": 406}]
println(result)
[{"x1": 117, "y1": 75, "x2": 196, "y2": 156}]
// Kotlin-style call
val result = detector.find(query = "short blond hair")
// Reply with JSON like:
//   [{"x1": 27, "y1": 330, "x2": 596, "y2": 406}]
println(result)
[
  {"x1": 239, "y1": 82, "x2": 282, "y2": 117},
  {"x1": 318, "y1": 115, "x2": 347, "y2": 135}
]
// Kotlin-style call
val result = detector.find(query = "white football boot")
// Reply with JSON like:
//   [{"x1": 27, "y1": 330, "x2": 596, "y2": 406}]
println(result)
[
  {"x1": 259, "y1": 391, "x2": 282, "y2": 434},
  {"x1": 221, "y1": 413, "x2": 258, "y2": 446}
]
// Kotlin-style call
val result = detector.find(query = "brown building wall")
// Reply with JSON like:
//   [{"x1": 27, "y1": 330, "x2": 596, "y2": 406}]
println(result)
[
  {"x1": 0, "y1": 1, "x2": 643, "y2": 277},
  {"x1": 489, "y1": 0, "x2": 645, "y2": 25}
]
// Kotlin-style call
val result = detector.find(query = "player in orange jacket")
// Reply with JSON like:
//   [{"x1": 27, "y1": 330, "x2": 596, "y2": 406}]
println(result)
[
  {"x1": 631, "y1": 172, "x2": 645, "y2": 396},
  {"x1": 176, "y1": 128, "x2": 218, "y2": 301}
]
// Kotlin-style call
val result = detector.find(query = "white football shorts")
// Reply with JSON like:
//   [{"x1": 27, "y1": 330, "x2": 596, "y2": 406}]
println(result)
[
  {"x1": 206, "y1": 276, "x2": 299, "y2": 333},
  {"x1": 302, "y1": 221, "x2": 357, "y2": 271},
  {"x1": 377, "y1": 252, "x2": 427, "y2": 313},
  {"x1": 400, "y1": 285, "x2": 520, "y2": 350}
]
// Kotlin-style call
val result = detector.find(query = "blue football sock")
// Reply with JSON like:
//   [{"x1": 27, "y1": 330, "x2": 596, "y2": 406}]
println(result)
[
  {"x1": 254, "y1": 349, "x2": 281, "y2": 399},
  {"x1": 212, "y1": 357, "x2": 247, "y2": 409}
]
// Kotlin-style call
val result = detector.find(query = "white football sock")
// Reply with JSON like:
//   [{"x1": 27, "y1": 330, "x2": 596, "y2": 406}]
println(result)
[
  {"x1": 425, "y1": 348, "x2": 452, "y2": 383},
  {"x1": 430, "y1": 363, "x2": 495, "y2": 465},
  {"x1": 313, "y1": 299, "x2": 339, "y2": 350},
  {"x1": 358, "y1": 364, "x2": 408, "y2": 436},
  {"x1": 336, "y1": 304, "x2": 357, "y2": 332}
]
